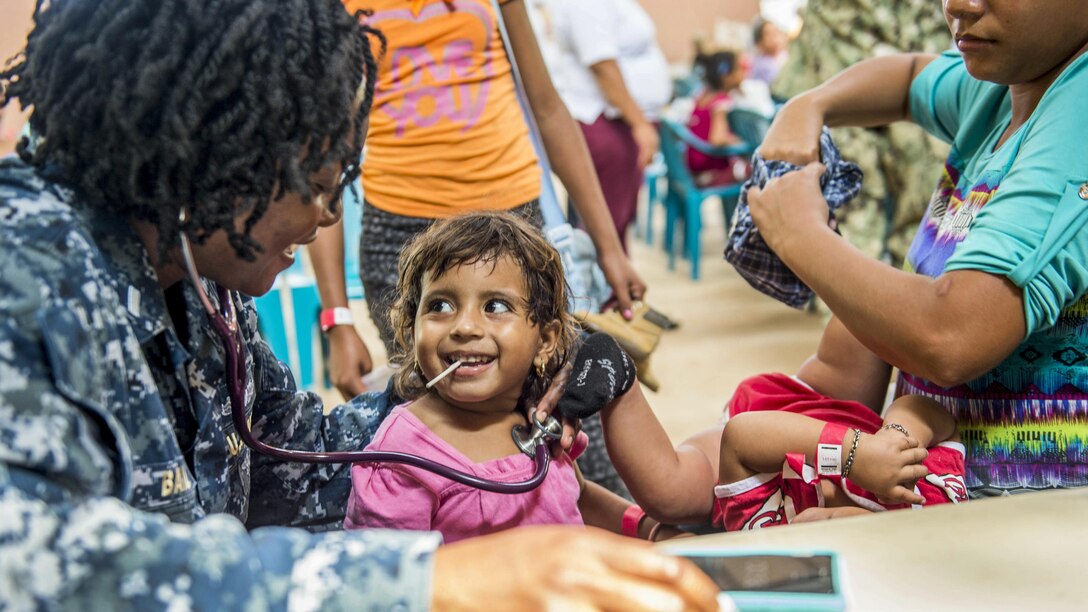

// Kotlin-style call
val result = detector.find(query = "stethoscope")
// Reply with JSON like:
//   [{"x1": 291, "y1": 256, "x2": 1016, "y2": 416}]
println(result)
[{"x1": 177, "y1": 224, "x2": 561, "y2": 494}]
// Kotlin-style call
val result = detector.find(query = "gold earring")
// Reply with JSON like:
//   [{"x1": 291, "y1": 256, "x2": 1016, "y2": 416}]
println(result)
[{"x1": 535, "y1": 359, "x2": 546, "y2": 378}]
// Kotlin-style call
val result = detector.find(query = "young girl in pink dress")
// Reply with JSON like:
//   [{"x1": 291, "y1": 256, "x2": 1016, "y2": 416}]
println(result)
[
  {"x1": 343, "y1": 211, "x2": 641, "y2": 542},
  {"x1": 686, "y1": 49, "x2": 750, "y2": 187}
]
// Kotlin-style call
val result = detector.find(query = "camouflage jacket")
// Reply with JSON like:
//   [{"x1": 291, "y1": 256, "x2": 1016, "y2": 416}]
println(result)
[{"x1": 0, "y1": 157, "x2": 440, "y2": 610}]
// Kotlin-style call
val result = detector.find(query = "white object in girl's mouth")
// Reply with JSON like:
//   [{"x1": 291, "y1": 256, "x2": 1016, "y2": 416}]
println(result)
[{"x1": 425, "y1": 360, "x2": 463, "y2": 389}]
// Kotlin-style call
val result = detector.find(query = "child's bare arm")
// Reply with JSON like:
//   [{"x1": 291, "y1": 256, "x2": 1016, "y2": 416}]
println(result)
[
  {"x1": 707, "y1": 108, "x2": 741, "y2": 146},
  {"x1": 796, "y1": 316, "x2": 892, "y2": 413},
  {"x1": 719, "y1": 410, "x2": 929, "y2": 506},
  {"x1": 718, "y1": 411, "x2": 832, "y2": 482},
  {"x1": 882, "y1": 394, "x2": 956, "y2": 448},
  {"x1": 600, "y1": 384, "x2": 721, "y2": 525}
]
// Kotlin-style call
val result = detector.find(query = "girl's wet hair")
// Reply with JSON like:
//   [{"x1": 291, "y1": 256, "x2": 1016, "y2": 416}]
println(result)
[
  {"x1": 1, "y1": 0, "x2": 385, "y2": 261},
  {"x1": 694, "y1": 50, "x2": 739, "y2": 91},
  {"x1": 390, "y1": 211, "x2": 579, "y2": 406}
]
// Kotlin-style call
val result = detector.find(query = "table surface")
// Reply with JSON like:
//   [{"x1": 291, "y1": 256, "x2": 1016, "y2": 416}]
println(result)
[{"x1": 659, "y1": 489, "x2": 1088, "y2": 611}]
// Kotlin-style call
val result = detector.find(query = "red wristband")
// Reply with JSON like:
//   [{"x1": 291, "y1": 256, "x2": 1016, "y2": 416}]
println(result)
[
  {"x1": 621, "y1": 504, "x2": 647, "y2": 538},
  {"x1": 816, "y1": 422, "x2": 849, "y2": 482},
  {"x1": 319, "y1": 307, "x2": 354, "y2": 333}
]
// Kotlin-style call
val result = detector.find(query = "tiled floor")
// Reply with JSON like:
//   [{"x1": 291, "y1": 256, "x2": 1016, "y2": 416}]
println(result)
[{"x1": 323, "y1": 200, "x2": 826, "y2": 444}]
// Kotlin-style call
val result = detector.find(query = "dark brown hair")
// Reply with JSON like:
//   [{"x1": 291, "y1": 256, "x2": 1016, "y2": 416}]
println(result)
[{"x1": 390, "y1": 211, "x2": 579, "y2": 406}]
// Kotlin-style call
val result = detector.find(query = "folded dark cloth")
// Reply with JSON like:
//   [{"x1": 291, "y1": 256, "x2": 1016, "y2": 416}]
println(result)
[{"x1": 724, "y1": 127, "x2": 863, "y2": 309}]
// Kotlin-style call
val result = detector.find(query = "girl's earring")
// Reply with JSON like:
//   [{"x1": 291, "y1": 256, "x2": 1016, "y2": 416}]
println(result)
[{"x1": 535, "y1": 359, "x2": 547, "y2": 379}]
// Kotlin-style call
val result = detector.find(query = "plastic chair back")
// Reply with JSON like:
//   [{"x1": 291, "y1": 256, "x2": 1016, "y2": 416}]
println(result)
[
  {"x1": 341, "y1": 182, "x2": 365, "y2": 300},
  {"x1": 727, "y1": 109, "x2": 771, "y2": 149}
]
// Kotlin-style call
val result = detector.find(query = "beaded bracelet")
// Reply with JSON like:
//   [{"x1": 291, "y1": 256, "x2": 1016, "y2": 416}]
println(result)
[
  {"x1": 841, "y1": 428, "x2": 862, "y2": 479},
  {"x1": 882, "y1": 423, "x2": 910, "y2": 437}
]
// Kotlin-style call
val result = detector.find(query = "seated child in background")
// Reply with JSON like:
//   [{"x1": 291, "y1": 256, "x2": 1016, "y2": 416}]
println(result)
[
  {"x1": 571, "y1": 316, "x2": 967, "y2": 535},
  {"x1": 343, "y1": 212, "x2": 647, "y2": 543},
  {"x1": 686, "y1": 49, "x2": 752, "y2": 187}
]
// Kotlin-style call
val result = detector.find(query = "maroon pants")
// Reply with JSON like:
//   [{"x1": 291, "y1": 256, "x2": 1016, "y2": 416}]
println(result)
[{"x1": 578, "y1": 114, "x2": 642, "y2": 251}]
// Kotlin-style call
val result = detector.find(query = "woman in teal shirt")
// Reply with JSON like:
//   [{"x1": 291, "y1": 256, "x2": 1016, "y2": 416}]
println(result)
[{"x1": 747, "y1": 0, "x2": 1088, "y2": 499}]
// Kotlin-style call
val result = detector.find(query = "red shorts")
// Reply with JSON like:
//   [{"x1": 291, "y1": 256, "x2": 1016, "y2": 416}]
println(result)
[{"x1": 712, "y1": 373, "x2": 969, "y2": 531}]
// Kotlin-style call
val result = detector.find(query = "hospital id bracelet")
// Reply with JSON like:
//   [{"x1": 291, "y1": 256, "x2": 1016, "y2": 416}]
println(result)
[
  {"x1": 622, "y1": 504, "x2": 647, "y2": 538},
  {"x1": 816, "y1": 422, "x2": 850, "y2": 481},
  {"x1": 319, "y1": 307, "x2": 354, "y2": 333}
]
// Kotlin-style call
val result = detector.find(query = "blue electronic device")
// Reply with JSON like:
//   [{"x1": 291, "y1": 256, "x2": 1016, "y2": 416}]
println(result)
[{"x1": 667, "y1": 549, "x2": 846, "y2": 611}]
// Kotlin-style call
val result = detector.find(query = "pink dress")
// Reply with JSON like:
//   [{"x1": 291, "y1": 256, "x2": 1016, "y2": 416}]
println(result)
[
  {"x1": 344, "y1": 404, "x2": 584, "y2": 543},
  {"x1": 686, "y1": 91, "x2": 748, "y2": 186},
  {"x1": 686, "y1": 91, "x2": 735, "y2": 174}
]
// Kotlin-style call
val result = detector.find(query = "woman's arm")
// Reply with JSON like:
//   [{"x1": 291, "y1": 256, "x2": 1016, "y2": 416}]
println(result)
[
  {"x1": 587, "y1": 59, "x2": 659, "y2": 169},
  {"x1": 759, "y1": 53, "x2": 938, "y2": 165},
  {"x1": 306, "y1": 221, "x2": 373, "y2": 399},
  {"x1": 748, "y1": 164, "x2": 1025, "y2": 387},
  {"x1": 751, "y1": 51, "x2": 1027, "y2": 387},
  {"x1": 599, "y1": 384, "x2": 722, "y2": 525},
  {"x1": 500, "y1": 0, "x2": 646, "y2": 313}
]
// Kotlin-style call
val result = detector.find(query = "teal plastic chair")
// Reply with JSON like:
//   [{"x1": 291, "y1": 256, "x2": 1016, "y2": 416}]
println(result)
[
  {"x1": 253, "y1": 257, "x2": 323, "y2": 389},
  {"x1": 341, "y1": 183, "x2": 365, "y2": 300},
  {"x1": 659, "y1": 109, "x2": 769, "y2": 279},
  {"x1": 640, "y1": 152, "x2": 666, "y2": 245}
]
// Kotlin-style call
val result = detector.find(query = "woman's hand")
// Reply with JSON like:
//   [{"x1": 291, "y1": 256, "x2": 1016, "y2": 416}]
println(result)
[
  {"x1": 848, "y1": 428, "x2": 929, "y2": 506},
  {"x1": 757, "y1": 94, "x2": 826, "y2": 166},
  {"x1": 598, "y1": 248, "x2": 648, "y2": 319},
  {"x1": 325, "y1": 326, "x2": 374, "y2": 400},
  {"x1": 432, "y1": 526, "x2": 721, "y2": 612},
  {"x1": 746, "y1": 162, "x2": 829, "y2": 254},
  {"x1": 631, "y1": 120, "x2": 660, "y2": 170}
]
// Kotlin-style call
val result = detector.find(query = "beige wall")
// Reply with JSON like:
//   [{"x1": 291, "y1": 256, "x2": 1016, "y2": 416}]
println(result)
[
  {"x1": 0, "y1": 0, "x2": 35, "y2": 156},
  {"x1": 640, "y1": 0, "x2": 760, "y2": 65}
]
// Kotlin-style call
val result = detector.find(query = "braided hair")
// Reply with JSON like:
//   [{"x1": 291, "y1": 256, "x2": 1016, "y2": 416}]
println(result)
[{"x1": 1, "y1": 0, "x2": 384, "y2": 260}]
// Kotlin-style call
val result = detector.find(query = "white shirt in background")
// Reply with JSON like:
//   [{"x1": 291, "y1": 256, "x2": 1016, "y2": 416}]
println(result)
[{"x1": 538, "y1": 0, "x2": 672, "y2": 124}]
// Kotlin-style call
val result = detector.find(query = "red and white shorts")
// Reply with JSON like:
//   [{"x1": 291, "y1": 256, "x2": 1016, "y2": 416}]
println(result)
[{"x1": 711, "y1": 373, "x2": 969, "y2": 531}]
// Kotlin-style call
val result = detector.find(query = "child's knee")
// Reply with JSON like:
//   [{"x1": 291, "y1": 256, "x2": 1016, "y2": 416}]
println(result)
[{"x1": 718, "y1": 413, "x2": 753, "y2": 481}]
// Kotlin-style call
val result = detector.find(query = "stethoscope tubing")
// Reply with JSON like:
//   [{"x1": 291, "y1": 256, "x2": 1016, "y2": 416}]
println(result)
[{"x1": 179, "y1": 230, "x2": 553, "y2": 494}]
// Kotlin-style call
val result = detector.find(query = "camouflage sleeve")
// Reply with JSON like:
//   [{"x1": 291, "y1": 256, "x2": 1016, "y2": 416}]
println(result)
[
  {"x1": 241, "y1": 297, "x2": 398, "y2": 531},
  {"x1": 0, "y1": 295, "x2": 438, "y2": 610},
  {"x1": 1, "y1": 462, "x2": 440, "y2": 610}
]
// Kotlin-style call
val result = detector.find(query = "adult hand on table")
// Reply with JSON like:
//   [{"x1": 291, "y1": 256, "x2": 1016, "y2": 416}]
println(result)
[
  {"x1": 325, "y1": 325, "x2": 374, "y2": 400},
  {"x1": 432, "y1": 526, "x2": 721, "y2": 612}
]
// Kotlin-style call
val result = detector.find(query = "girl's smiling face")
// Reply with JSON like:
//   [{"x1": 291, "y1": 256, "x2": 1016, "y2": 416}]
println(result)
[{"x1": 414, "y1": 255, "x2": 558, "y2": 414}]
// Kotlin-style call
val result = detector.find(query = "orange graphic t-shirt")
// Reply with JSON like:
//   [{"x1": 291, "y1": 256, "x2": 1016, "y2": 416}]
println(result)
[{"x1": 345, "y1": 0, "x2": 541, "y2": 218}]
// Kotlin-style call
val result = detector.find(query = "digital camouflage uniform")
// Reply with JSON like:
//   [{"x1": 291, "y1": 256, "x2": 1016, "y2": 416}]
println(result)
[
  {"x1": 774, "y1": 0, "x2": 953, "y2": 266},
  {"x1": 0, "y1": 158, "x2": 440, "y2": 610}
]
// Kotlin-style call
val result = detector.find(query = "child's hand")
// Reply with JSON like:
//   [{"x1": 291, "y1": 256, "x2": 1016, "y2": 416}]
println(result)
[
  {"x1": 531, "y1": 362, "x2": 581, "y2": 455},
  {"x1": 848, "y1": 428, "x2": 930, "y2": 506}
]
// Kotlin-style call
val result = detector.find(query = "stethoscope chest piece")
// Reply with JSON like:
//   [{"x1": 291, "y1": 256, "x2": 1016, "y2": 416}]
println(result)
[{"x1": 512, "y1": 412, "x2": 563, "y2": 457}]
